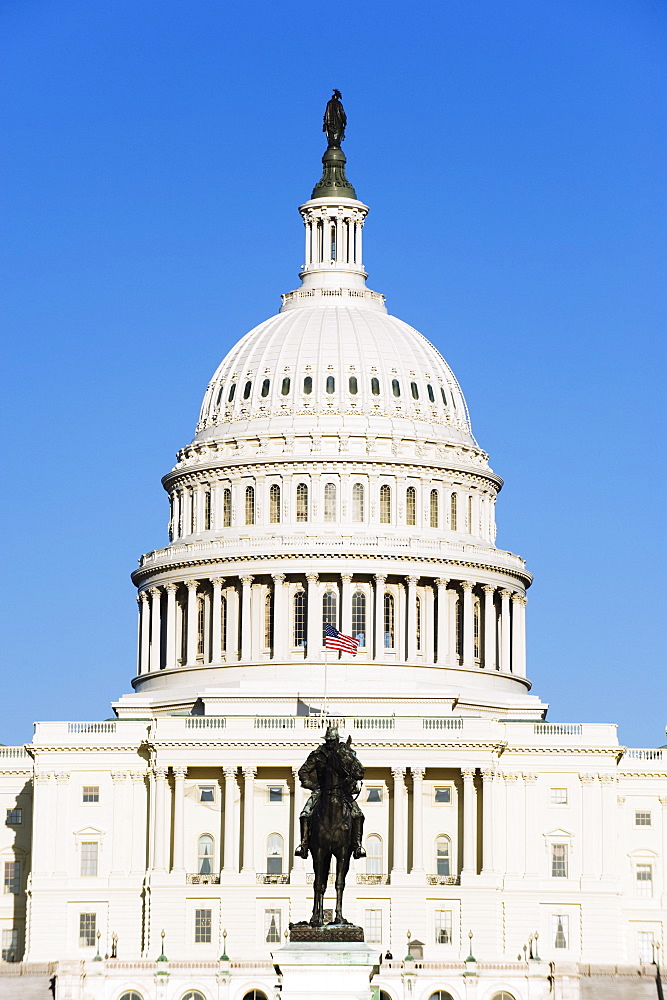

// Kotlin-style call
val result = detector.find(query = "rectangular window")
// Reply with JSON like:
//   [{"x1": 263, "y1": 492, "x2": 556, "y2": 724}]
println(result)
[
  {"x1": 636, "y1": 864, "x2": 653, "y2": 897},
  {"x1": 552, "y1": 914, "x2": 569, "y2": 949},
  {"x1": 550, "y1": 787, "x2": 568, "y2": 805},
  {"x1": 434, "y1": 786, "x2": 452, "y2": 804},
  {"x1": 268, "y1": 786, "x2": 283, "y2": 803},
  {"x1": 194, "y1": 908, "x2": 212, "y2": 943},
  {"x1": 199, "y1": 786, "x2": 215, "y2": 803},
  {"x1": 366, "y1": 786, "x2": 383, "y2": 803},
  {"x1": 1, "y1": 928, "x2": 17, "y2": 962},
  {"x1": 3, "y1": 862, "x2": 19, "y2": 895},
  {"x1": 204, "y1": 491, "x2": 211, "y2": 530},
  {"x1": 265, "y1": 909, "x2": 281, "y2": 943},
  {"x1": 82, "y1": 786, "x2": 99, "y2": 803},
  {"x1": 635, "y1": 810, "x2": 652, "y2": 826},
  {"x1": 364, "y1": 909, "x2": 382, "y2": 944},
  {"x1": 5, "y1": 809, "x2": 22, "y2": 825},
  {"x1": 638, "y1": 930, "x2": 654, "y2": 964},
  {"x1": 435, "y1": 909, "x2": 452, "y2": 944},
  {"x1": 551, "y1": 843, "x2": 568, "y2": 878},
  {"x1": 80, "y1": 842, "x2": 98, "y2": 877},
  {"x1": 79, "y1": 913, "x2": 96, "y2": 947}
]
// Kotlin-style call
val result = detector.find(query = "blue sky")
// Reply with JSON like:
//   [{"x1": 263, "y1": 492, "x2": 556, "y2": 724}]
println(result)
[{"x1": 1, "y1": 0, "x2": 665, "y2": 747}]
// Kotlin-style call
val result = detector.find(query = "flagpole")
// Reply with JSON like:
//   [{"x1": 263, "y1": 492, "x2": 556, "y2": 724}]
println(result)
[{"x1": 323, "y1": 641, "x2": 329, "y2": 720}]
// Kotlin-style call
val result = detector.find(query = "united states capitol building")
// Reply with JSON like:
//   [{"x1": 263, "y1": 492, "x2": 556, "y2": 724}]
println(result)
[{"x1": 1, "y1": 104, "x2": 665, "y2": 1000}]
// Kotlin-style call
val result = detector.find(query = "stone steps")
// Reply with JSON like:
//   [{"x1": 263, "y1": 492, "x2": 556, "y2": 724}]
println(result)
[{"x1": 0, "y1": 977, "x2": 54, "y2": 1000}]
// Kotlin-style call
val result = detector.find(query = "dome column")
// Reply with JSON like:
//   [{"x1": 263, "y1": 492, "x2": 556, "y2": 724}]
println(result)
[
  {"x1": 406, "y1": 577, "x2": 418, "y2": 662},
  {"x1": 436, "y1": 578, "x2": 450, "y2": 665},
  {"x1": 461, "y1": 581, "x2": 475, "y2": 668},
  {"x1": 306, "y1": 573, "x2": 320, "y2": 661},
  {"x1": 138, "y1": 592, "x2": 150, "y2": 674},
  {"x1": 373, "y1": 574, "x2": 387, "y2": 660},
  {"x1": 185, "y1": 581, "x2": 199, "y2": 665},
  {"x1": 149, "y1": 587, "x2": 162, "y2": 671},
  {"x1": 165, "y1": 584, "x2": 178, "y2": 669},
  {"x1": 240, "y1": 576, "x2": 253, "y2": 662},
  {"x1": 511, "y1": 593, "x2": 527, "y2": 677},
  {"x1": 482, "y1": 585, "x2": 496, "y2": 670},
  {"x1": 341, "y1": 574, "x2": 353, "y2": 638},
  {"x1": 210, "y1": 578, "x2": 225, "y2": 663},
  {"x1": 499, "y1": 589, "x2": 512, "y2": 672},
  {"x1": 226, "y1": 582, "x2": 240, "y2": 662},
  {"x1": 272, "y1": 574, "x2": 287, "y2": 660}
]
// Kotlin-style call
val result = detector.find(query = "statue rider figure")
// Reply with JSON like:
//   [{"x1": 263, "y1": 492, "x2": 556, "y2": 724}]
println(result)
[
  {"x1": 295, "y1": 725, "x2": 366, "y2": 860},
  {"x1": 323, "y1": 89, "x2": 347, "y2": 148}
]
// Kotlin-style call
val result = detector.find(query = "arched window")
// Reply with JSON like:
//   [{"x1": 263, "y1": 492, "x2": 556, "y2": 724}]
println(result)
[
  {"x1": 296, "y1": 483, "x2": 308, "y2": 521},
  {"x1": 243, "y1": 380, "x2": 252, "y2": 399},
  {"x1": 198, "y1": 834, "x2": 214, "y2": 875},
  {"x1": 245, "y1": 485, "x2": 255, "y2": 525},
  {"x1": 269, "y1": 483, "x2": 281, "y2": 523},
  {"x1": 410, "y1": 381, "x2": 419, "y2": 399},
  {"x1": 440, "y1": 386, "x2": 448, "y2": 407},
  {"x1": 189, "y1": 490, "x2": 195, "y2": 534},
  {"x1": 467, "y1": 494, "x2": 473, "y2": 533},
  {"x1": 264, "y1": 592, "x2": 274, "y2": 649},
  {"x1": 429, "y1": 991, "x2": 455, "y2": 1000},
  {"x1": 384, "y1": 593, "x2": 394, "y2": 649},
  {"x1": 322, "y1": 591, "x2": 338, "y2": 641},
  {"x1": 281, "y1": 377, "x2": 291, "y2": 395},
  {"x1": 491, "y1": 994, "x2": 516, "y2": 1000},
  {"x1": 371, "y1": 377, "x2": 380, "y2": 395},
  {"x1": 203, "y1": 491, "x2": 211, "y2": 530},
  {"x1": 326, "y1": 375, "x2": 335, "y2": 394},
  {"x1": 366, "y1": 834, "x2": 382, "y2": 875},
  {"x1": 392, "y1": 379, "x2": 401, "y2": 397},
  {"x1": 380, "y1": 485, "x2": 391, "y2": 524},
  {"x1": 304, "y1": 375, "x2": 312, "y2": 394},
  {"x1": 349, "y1": 375, "x2": 358, "y2": 394},
  {"x1": 450, "y1": 492, "x2": 458, "y2": 531},
  {"x1": 197, "y1": 595, "x2": 205, "y2": 658},
  {"x1": 120, "y1": 994, "x2": 143, "y2": 1000},
  {"x1": 473, "y1": 596, "x2": 481, "y2": 661},
  {"x1": 427, "y1": 383, "x2": 435, "y2": 403},
  {"x1": 293, "y1": 591, "x2": 306, "y2": 647},
  {"x1": 406, "y1": 486, "x2": 416, "y2": 525},
  {"x1": 352, "y1": 483, "x2": 365, "y2": 522},
  {"x1": 266, "y1": 833, "x2": 283, "y2": 875},
  {"x1": 223, "y1": 488, "x2": 231, "y2": 527},
  {"x1": 182, "y1": 992, "x2": 206, "y2": 1000},
  {"x1": 436, "y1": 835, "x2": 451, "y2": 876},
  {"x1": 330, "y1": 222, "x2": 336, "y2": 260},
  {"x1": 324, "y1": 483, "x2": 336, "y2": 522},
  {"x1": 416, "y1": 596, "x2": 422, "y2": 651},
  {"x1": 228, "y1": 383, "x2": 236, "y2": 402},
  {"x1": 430, "y1": 489, "x2": 439, "y2": 528},
  {"x1": 177, "y1": 492, "x2": 183, "y2": 536},
  {"x1": 215, "y1": 384, "x2": 224, "y2": 408},
  {"x1": 261, "y1": 378, "x2": 270, "y2": 397},
  {"x1": 352, "y1": 591, "x2": 366, "y2": 648},
  {"x1": 243, "y1": 991, "x2": 268, "y2": 1000},
  {"x1": 220, "y1": 595, "x2": 227, "y2": 652}
]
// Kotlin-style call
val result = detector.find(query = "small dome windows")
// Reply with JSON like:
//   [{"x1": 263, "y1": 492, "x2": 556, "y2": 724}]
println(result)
[
  {"x1": 228, "y1": 383, "x2": 236, "y2": 402},
  {"x1": 215, "y1": 385, "x2": 224, "y2": 407},
  {"x1": 326, "y1": 376, "x2": 335, "y2": 394},
  {"x1": 304, "y1": 376, "x2": 313, "y2": 394},
  {"x1": 392, "y1": 379, "x2": 401, "y2": 397},
  {"x1": 411, "y1": 381, "x2": 419, "y2": 400},
  {"x1": 371, "y1": 377, "x2": 380, "y2": 395},
  {"x1": 349, "y1": 376, "x2": 358, "y2": 394},
  {"x1": 441, "y1": 386, "x2": 448, "y2": 406},
  {"x1": 261, "y1": 379, "x2": 270, "y2": 397},
  {"x1": 281, "y1": 377, "x2": 291, "y2": 395},
  {"x1": 427, "y1": 383, "x2": 435, "y2": 403},
  {"x1": 243, "y1": 380, "x2": 252, "y2": 400}
]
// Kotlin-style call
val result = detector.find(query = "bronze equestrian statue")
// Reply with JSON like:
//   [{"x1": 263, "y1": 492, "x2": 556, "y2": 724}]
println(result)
[{"x1": 295, "y1": 725, "x2": 365, "y2": 926}]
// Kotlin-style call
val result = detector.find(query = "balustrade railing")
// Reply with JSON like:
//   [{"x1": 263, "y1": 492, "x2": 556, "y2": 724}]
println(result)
[
  {"x1": 423, "y1": 718, "x2": 463, "y2": 730},
  {"x1": 186, "y1": 873, "x2": 221, "y2": 885},
  {"x1": 67, "y1": 722, "x2": 117, "y2": 734},
  {"x1": 256, "y1": 873, "x2": 289, "y2": 884},
  {"x1": 254, "y1": 717, "x2": 295, "y2": 729},
  {"x1": 427, "y1": 874, "x2": 461, "y2": 885},
  {"x1": 623, "y1": 749, "x2": 664, "y2": 761},
  {"x1": 533, "y1": 723, "x2": 582, "y2": 736}
]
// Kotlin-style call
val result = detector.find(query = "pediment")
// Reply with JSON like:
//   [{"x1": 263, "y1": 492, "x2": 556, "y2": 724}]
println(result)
[
  {"x1": 74, "y1": 826, "x2": 104, "y2": 837},
  {"x1": 543, "y1": 828, "x2": 572, "y2": 838}
]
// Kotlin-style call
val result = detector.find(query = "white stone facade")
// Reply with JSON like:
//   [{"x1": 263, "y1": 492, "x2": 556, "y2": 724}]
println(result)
[{"x1": 0, "y1": 134, "x2": 664, "y2": 1000}]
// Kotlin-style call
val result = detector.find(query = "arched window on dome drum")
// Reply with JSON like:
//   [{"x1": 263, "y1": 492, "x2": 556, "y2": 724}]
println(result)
[
  {"x1": 352, "y1": 483, "x2": 365, "y2": 522},
  {"x1": 261, "y1": 378, "x2": 270, "y2": 397},
  {"x1": 264, "y1": 592, "x2": 274, "y2": 650},
  {"x1": 330, "y1": 222, "x2": 336, "y2": 261},
  {"x1": 491, "y1": 994, "x2": 517, "y2": 1000},
  {"x1": 245, "y1": 486, "x2": 255, "y2": 525},
  {"x1": 204, "y1": 491, "x2": 211, "y2": 530},
  {"x1": 183, "y1": 993, "x2": 206, "y2": 1000},
  {"x1": 197, "y1": 595, "x2": 205, "y2": 659},
  {"x1": 440, "y1": 386, "x2": 448, "y2": 407},
  {"x1": 352, "y1": 591, "x2": 366, "y2": 647},
  {"x1": 223, "y1": 488, "x2": 231, "y2": 527},
  {"x1": 293, "y1": 591, "x2": 306, "y2": 647},
  {"x1": 365, "y1": 834, "x2": 382, "y2": 875},
  {"x1": 428, "y1": 993, "x2": 454, "y2": 1000},
  {"x1": 304, "y1": 375, "x2": 313, "y2": 394},
  {"x1": 296, "y1": 483, "x2": 308, "y2": 522},
  {"x1": 384, "y1": 593, "x2": 394, "y2": 649},
  {"x1": 326, "y1": 375, "x2": 335, "y2": 394},
  {"x1": 380, "y1": 485, "x2": 391, "y2": 524},
  {"x1": 198, "y1": 834, "x2": 214, "y2": 875},
  {"x1": 324, "y1": 483, "x2": 336, "y2": 522},
  {"x1": 371, "y1": 377, "x2": 380, "y2": 395},
  {"x1": 269, "y1": 484, "x2": 281, "y2": 523},
  {"x1": 322, "y1": 591, "x2": 338, "y2": 641},
  {"x1": 220, "y1": 595, "x2": 227, "y2": 652},
  {"x1": 316, "y1": 221, "x2": 323, "y2": 263},
  {"x1": 215, "y1": 384, "x2": 224, "y2": 407},
  {"x1": 228, "y1": 383, "x2": 236, "y2": 402},
  {"x1": 467, "y1": 495, "x2": 473, "y2": 533},
  {"x1": 427, "y1": 383, "x2": 435, "y2": 403},
  {"x1": 436, "y1": 835, "x2": 451, "y2": 876},
  {"x1": 177, "y1": 493, "x2": 183, "y2": 537},
  {"x1": 189, "y1": 491, "x2": 195, "y2": 534},
  {"x1": 450, "y1": 492, "x2": 458, "y2": 531},
  {"x1": 281, "y1": 377, "x2": 291, "y2": 396},
  {"x1": 244, "y1": 991, "x2": 268, "y2": 1000},
  {"x1": 416, "y1": 596, "x2": 422, "y2": 651},
  {"x1": 349, "y1": 375, "x2": 358, "y2": 394},
  {"x1": 411, "y1": 381, "x2": 419, "y2": 400},
  {"x1": 266, "y1": 833, "x2": 283, "y2": 875},
  {"x1": 120, "y1": 993, "x2": 143, "y2": 1000},
  {"x1": 473, "y1": 596, "x2": 481, "y2": 662},
  {"x1": 243, "y1": 380, "x2": 252, "y2": 400},
  {"x1": 392, "y1": 379, "x2": 401, "y2": 397},
  {"x1": 430, "y1": 489, "x2": 439, "y2": 528},
  {"x1": 406, "y1": 486, "x2": 416, "y2": 526}
]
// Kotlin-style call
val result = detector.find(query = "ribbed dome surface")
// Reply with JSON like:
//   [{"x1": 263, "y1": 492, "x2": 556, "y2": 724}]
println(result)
[{"x1": 195, "y1": 298, "x2": 475, "y2": 447}]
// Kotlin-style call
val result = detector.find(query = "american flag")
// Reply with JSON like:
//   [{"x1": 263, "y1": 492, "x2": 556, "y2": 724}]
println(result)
[{"x1": 324, "y1": 623, "x2": 359, "y2": 655}]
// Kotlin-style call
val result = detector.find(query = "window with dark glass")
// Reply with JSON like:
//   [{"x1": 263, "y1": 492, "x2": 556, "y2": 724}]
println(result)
[
  {"x1": 371, "y1": 377, "x2": 380, "y2": 395},
  {"x1": 228, "y1": 383, "x2": 236, "y2": 402},
  {"x1": 406, "y1": 486, "x2": 416, "y2": 525},
  {"x1": 427, "y1": 384, "x2": 435, "y2": 402},
  {"x1": 281, "y1": 377, "x2": 291, "y2": 395},
  {"x1": 441, "y1": 386, "x2": 448, "y2": 406},
  {"x1": 392, "y1": 379, "x2": 401, "y2": 397},
  {"x1": 261, "y1": 378, "x2": 270, "y2": 397},
  {"x1": 349, "y1": 376, "x2": 358, "y2": 394},
  {"x1": 296, "y1": 483, "x2": 308, "y2": 521},
  {"x1": 293, "y1": 591, "x2": 306, "y2": 646},
  {"x1": 269, "y1": 483, "x2": 281, "y2": 523},
  {"x1": 326, "y1": 375, "x2": 335, "y2": 394},
  {"x1": 304, "y1": 376, "x2": 312, "y2": 394},
  {"x1": 243, "y1": 380, "x2": 252, "y2": 399},
  {"x1": 411, "y1": 382, "x2": 419, "y2": 399}
]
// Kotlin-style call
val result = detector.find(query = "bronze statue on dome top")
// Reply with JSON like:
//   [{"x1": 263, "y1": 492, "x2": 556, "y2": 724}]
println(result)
[{"x1": 323, "y1": 89, "x2": 347, "y2": 148}]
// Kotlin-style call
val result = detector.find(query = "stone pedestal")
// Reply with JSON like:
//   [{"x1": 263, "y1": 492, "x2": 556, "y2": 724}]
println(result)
[{"x1": 273, "y1": 940, "x2": 377, "y2": 1000}]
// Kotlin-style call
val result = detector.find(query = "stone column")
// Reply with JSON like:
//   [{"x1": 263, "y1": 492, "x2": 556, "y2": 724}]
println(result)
[
  {"x1": 461, "y1": 768, "x2": 477, "y2": 875},
  {"x1": 165, "y1": 584, "x2": 178, "y2": 669},
  {"x1": 139, "y1": 591, "x2": 150, "y2": 675},
  {"x1": 341, "y1": 574, "x2": 353, "y2": 638},
  {"x1": 580, "y1": 773, "x2": 599, "y2": 877},
  {"x1": 461, "y1": 581, "x2": 475, "y2": 668},
  {"x1": 660, "y1": 797, "x2": 667, "y2": 896},
  {"x1": 152, "y1": 768, "x2": 168, "y2": 872},
  {"x1": 272, "y1": 574, "x2": 287, "y2": 660},
  {"x1": 292, "y1": 766, "x2": 305, "y2": 872},
  {"x1": 406, "y1": 577, "x2": 418, "y2": 662},
  {"x1": 54, "y1": 772, "x2": 70, "y2": 875},
  {"x1": 226, "y1": 582, "x2": 240, "y2": 661},
  {"x1": 436, "y1": 578, "x2": 450, "y2": 664},
  {"x1": 306, "y1": 573, "x2": 320, "y2": 661},
  {"x1": 482, "y1": 585, "x2": 496, "y2": 670},
  {"x1": 600, "y1": 774, "x2": 616, "y2": 878},
  {"x1": 391, "y1": 767, "x2": 407, "y2": 876},
  {"x1": 240, "y1": 576, "x2": 253, "y2": 662},
  {"x1": 211, "y1": 578, "x2": 225, "y2": 663},
  {"x1": 511, "y1": 593, "x2": 527, "y2": 677},
  {"x1": 130, "y1": 772, "x2": 147, "y2": 873},
  {"x1": 481, "y1": 769, "x2": 496, "y2": 873},
  {"x1": 504, "y1": 773, "x2": 522, "y2": 874},
  {"x1": 111, "y1": 772, "x2": 127, "y2": 873},
  {"x1": 499, "y1": 589, "x2": 511, "y2": 672},
  {"x1": 186, "y1": 581, "x2": 199, "y2": 665},
  {"x1": 374, "y1": 574, "x2": 386, "y2": 660},
  {"x1": 523, "y1": 773, "x2": 539, "y2": 877},
  {"x1": 172, "y1": 767, "x2": 187, "y2": 872},
  {"x1": 241, "y1": 766, "x2": 256, "y2": 873},
  {"x1": 149, "y1": 587, "x2": 162, "y2": 671},
  {"x1": 223, "y1": 767, "x2": 238, "y2": 872},
  {"x1": 411, "y1": 767, "x2": 425, "y2": 873}
]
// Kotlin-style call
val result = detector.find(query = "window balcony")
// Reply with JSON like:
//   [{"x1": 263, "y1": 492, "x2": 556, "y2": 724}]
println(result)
[
  {"x1": 186, "y1": 873, "x2": 220, "y2": 885},
  {"x1": 426, "y1": 874, "x2": 460, "y2": 886}
]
